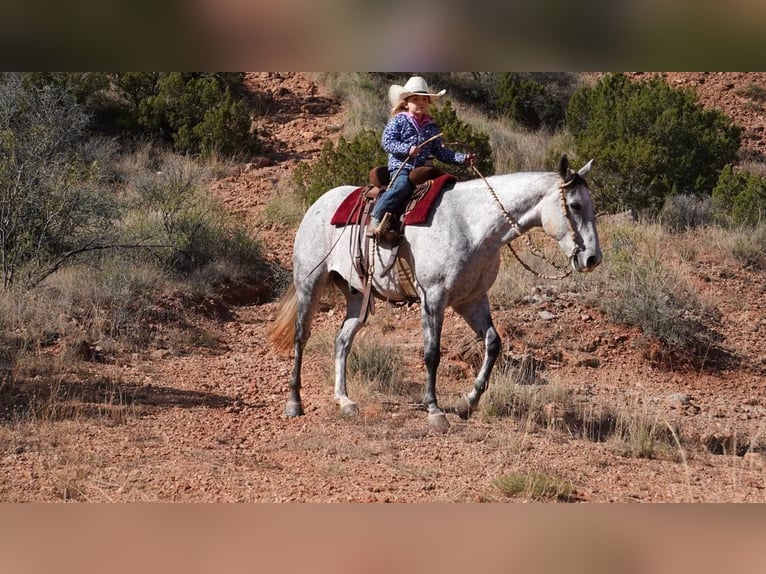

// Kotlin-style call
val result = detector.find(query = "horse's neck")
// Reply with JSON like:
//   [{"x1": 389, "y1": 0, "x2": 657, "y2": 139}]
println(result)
[{"x1": 455, "y1": 172, "x2": 552, "y2": 242}]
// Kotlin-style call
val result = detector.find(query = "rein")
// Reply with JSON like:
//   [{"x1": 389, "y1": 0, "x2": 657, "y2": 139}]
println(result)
[{"x1": 470, "y1": 164, "x2": 579, "y2": 281}]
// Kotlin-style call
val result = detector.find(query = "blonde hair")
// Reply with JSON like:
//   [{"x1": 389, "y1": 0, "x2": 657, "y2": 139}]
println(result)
[
  {"x1": 389, "y1": 95, "x2": 435, "y2": 118},
  {"x1": 389, "y1": 100, "x2": 408, "y2": 118}
]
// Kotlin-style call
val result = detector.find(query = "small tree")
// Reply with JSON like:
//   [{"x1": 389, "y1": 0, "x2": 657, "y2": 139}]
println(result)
[
  {"x1": 567, "y1": 73, "x2": 741, "y2": 214},
  {"x1": 0, "y1": 73, "x2": 117, "y2": 289},
  {"x1": 136, "y1": 73, "x2": 256, "y2": 158}
]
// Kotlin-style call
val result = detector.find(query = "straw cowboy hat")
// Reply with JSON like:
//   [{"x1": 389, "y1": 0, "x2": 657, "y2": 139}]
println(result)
[{"x1": 388, "y1": 76, "x2": 447, "y2": 107}]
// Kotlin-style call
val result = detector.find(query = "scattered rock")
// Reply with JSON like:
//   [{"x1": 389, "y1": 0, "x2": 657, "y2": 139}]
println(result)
[
  {"x1": 244, "y1": 157, "x2": 273, "y2": 171},
  {"x1": 667, "y1": 392, "x2": 701, "y2": 414},
  {"x1": 667, "y1": 392, "x2": 691, "y2": 408},
  {"x1": 562, "y1": 350, "x2": 600, "y2": 368}
]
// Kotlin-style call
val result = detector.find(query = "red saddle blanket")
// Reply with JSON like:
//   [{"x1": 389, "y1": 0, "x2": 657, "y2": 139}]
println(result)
[{"x1": 330, "y1": 174, "x2": 457, "y2": 227}]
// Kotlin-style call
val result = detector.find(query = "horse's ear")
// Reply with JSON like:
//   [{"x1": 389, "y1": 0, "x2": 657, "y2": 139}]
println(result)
[
  {"x1": 578, "y1": 159, "x2": 594, "y2": 177},
  {"x1": 558, "y1": 155, "x2": 570, "y2": 180}
]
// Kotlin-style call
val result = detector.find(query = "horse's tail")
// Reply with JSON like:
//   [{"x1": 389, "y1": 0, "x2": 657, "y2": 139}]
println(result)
[{"x1": 267, "y1": 283, "x2": 297, "y2": 355}]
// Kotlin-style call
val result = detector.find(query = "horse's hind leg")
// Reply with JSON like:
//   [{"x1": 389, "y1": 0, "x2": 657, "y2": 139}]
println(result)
[
  {"x1": 421, "y1": 293, "x2": 450, "y2": 431},
  {"x1": 453, "y1": 295, "x2": 501, "y2": 419},
  {"x1": 332, "y1": 279, "x2": 365, "y2": 417},
  {"x1": 286, "y1": 271, "x2": 328, "y2": 417}
]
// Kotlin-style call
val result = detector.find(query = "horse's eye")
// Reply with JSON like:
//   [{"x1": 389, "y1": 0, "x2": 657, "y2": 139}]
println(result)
[{"x1": 570, "y1": 202, "x2": 582, "y2": 212}]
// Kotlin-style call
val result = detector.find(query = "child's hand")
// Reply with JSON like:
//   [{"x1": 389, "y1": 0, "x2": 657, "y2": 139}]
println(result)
[{"x1": 463, "y1": 153, "x2": 477, "y2": 167}]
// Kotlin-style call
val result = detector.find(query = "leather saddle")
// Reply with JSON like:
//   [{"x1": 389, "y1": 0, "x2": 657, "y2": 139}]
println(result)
[{"x1": 364, "y1": 165, "x2": 446, "y2": 201}]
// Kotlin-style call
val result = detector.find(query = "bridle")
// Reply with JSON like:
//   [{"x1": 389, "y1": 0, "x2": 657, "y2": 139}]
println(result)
[{"x1": 470, "y1": 165, "x2": 585, "y2": 280}]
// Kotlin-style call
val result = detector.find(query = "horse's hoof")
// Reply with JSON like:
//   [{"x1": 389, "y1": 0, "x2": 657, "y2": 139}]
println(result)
[
  {"x1": 340, "y1": 401, "x2": 359, "y2": 418},
  {"x1": 285, "y1": 401, "x2": 304, "y2": 417},
  {"x1": 428, "y1": 412, "x2": 450, "y2": 433},
  {"x1": 455, "y1": 396, "x2": 473, "y2": 420}
]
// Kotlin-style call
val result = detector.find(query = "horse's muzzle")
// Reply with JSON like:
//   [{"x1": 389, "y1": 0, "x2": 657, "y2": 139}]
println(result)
[{"x1": 572, "y1": 251, "x2": 602, "y2": 273}]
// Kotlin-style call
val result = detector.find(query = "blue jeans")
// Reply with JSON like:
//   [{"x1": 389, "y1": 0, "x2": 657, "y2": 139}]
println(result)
[{"x1": 371, "y1": 170, "x2": 413, "y2": 220}]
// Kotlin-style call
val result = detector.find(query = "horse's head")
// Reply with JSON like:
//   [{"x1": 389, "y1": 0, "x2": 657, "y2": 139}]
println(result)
[{"x1": 541, "y1": 155, "x2": 602, "y2": 273}]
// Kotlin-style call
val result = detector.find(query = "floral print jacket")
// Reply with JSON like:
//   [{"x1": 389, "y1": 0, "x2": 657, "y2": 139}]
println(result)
[{"x1": 381, "y1": 112, "x2": 467, "y2": 172}]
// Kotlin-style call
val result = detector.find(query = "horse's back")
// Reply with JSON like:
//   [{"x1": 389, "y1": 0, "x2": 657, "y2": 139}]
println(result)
[
  {"x1": 295, "y1": 185, "x2": 355, "y2": 241},
  {"x1": 292, "y1": 185, "x2": 357, "y2": 278}
]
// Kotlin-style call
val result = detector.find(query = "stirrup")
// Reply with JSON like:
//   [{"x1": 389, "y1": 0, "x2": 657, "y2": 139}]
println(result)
[{"x1": 377, "y1": 229, "x2": 401, "y2": 245}]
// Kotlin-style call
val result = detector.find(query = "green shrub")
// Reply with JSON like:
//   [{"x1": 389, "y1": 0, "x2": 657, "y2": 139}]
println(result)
[
  {"x1": 567, "y1": 73, "x2": 741, "y2": 214},
  {"x1": 292, "y1": 130, "x2": 386, "y2": 205},
  {"x1": 134, "y1": 73, "x2": 256, "y2": 158},
  {"x1": 430, "y1": 100, "x2": 494, "y2": 177},
  {"x1": 28, "y1": 73, "x2": 258, "y2": 159},
  {"x1": 23, "y1": 72, "x2": 112, "y2": 112},
  {"x1": 712, "y1": 164, "x2": 766, "y2": 227},
  {"x1": 494, "y1": 73, "x2": 567, "y2": 131}
]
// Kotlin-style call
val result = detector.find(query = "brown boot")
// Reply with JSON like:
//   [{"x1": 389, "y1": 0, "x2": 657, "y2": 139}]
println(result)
[
  {"x1": 366, "y1": 215, "x2": 382, "y2": 238},
  {"x1": 367, "y1": 212, "x2": 399, "y2": 242}
]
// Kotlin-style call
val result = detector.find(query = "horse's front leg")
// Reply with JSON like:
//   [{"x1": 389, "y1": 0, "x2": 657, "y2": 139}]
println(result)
[
  {"x1": 454, "y1": 295, "x2": 501, "y2": 419},
  {"x1": 421, "y1": 296, "x2": 450, "y2": 432},
  {"x1": 333, "y1": 288, "x2": 365, "y2": 417}
]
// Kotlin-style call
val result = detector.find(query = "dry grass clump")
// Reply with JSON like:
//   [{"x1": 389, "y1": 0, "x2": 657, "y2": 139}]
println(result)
[
  {"x1": 0, "y1": 375, "x2": 133, "y2": 424},
  {"x1": 453, "y1": 105, "x2": 570, "y2": 174},
  {"x1": 0, "y1": 259, "x2": 174, "y2": 367},
  {"x1": 489, "y1": 231, "x2": 583, "y2": 312},
  {"x1": 659, "y1": 194, "x2": 713, "y2": 232},
  {"x1": 348, "y1": 337, "x2": 411, "y2": 398},
  {"x1": 483, "y1": 363, "x2": 683, "y2": 460},
  {"x1": 609, "y1": 411, "x2": 682, "y2": 461},
  {"x1": 316, "y1": 72, "x2": 389, "y2": 136},
  {"x1": 721, "y1": 223, "x2": 766, "y2": 270},
  {"x1": 261, "y1": 182, "x2": 309, "y2": 227},
  {"x1": 593, "y1": 221, "x2": 724, "y2": 366},
  {"x1": 494, "y1": 470, "x2": 577, "y2": 501}
]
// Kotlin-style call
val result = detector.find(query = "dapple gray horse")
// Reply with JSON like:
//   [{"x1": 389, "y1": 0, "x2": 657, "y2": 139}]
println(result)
[{"x1": 269, "y1": 155, "x2": 602, "y2": 430}]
